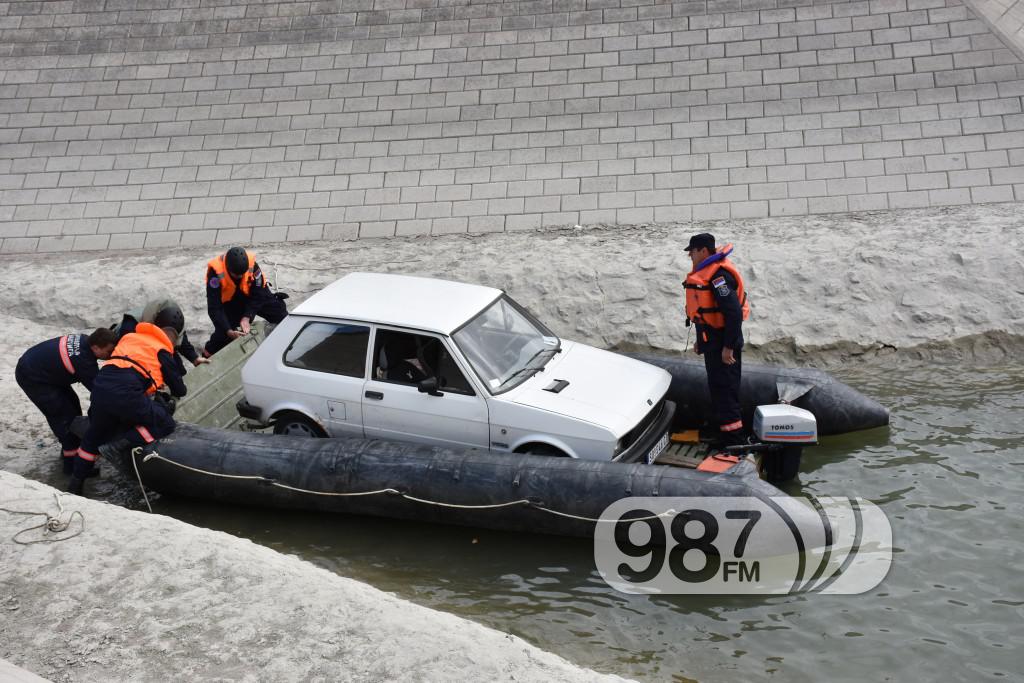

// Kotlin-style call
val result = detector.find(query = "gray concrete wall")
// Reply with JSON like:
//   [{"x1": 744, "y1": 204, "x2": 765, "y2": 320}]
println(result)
[{"x1": 1, "y1": 0, "x2": 1023, "y2": 254}]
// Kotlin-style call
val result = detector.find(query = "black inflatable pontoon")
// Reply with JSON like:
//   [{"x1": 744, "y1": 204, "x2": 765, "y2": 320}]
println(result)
[
  {"x1": 118, "y1": 424, "x2": 828, "y2": 546},
  {"x1": 625, "y1": 353, "x2": 889, "y2": 436}
]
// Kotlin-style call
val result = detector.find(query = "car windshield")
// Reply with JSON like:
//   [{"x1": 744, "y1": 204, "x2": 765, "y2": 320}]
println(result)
[{"x1": 453, "y1": 296, "x2": 560, "y2": 394}]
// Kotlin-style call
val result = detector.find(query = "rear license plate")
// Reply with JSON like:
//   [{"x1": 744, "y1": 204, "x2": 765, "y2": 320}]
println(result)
[{"x1": 646, "y1": 431, "x2": 670, "y2": 464}]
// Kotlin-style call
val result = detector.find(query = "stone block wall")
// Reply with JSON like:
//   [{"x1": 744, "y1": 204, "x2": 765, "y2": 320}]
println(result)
[{"x1": 1, "y1": 0, "x2": 1023, "y2": 253}]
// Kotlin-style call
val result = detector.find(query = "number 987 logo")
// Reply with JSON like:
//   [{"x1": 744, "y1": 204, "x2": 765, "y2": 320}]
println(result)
[{"x1": 593, "y1": 496, "x2": 892, "y2": 595}]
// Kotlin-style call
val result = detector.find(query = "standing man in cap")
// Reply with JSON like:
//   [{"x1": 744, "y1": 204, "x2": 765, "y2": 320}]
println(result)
[
  {"x1": 683, "y1": 233, "x2": 750, "y2": 447},
  {"x1": 203, "y1": 246, "x2": 288, "y2": 356}
]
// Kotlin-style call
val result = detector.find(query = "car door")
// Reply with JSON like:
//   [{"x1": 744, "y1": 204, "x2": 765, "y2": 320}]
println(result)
[
  {"x1": 361, "y1": 327, "x2": 489, "y2": 449},
  {"x1": 280, "y1": 319, "x2": 370, "y2": 437}
]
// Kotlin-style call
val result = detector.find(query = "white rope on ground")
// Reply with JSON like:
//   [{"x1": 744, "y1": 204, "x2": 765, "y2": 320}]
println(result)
[
  {"x1": 0, "y1": 493, "x2": 85, "y2": 545},
  {"x1": 137, "y1": 450, "x2": 677, "y2": 523}
]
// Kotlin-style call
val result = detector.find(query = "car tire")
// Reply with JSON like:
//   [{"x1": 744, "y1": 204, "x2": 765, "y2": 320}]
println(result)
[
  {"x1": 272, "y1": 411, "x2": 327, "y2": 438},
  {"x1": 518, "y1": 443, "x2": 569, "y2": 457}
]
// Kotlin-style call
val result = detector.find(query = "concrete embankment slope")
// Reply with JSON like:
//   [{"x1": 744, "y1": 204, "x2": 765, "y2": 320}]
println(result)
[
  {"x1": 0, "y1": 204, "x2": 1021, "y2": 681},
  {"x1": 0, "y1": 472, "x2": 627, "y2": 683}
]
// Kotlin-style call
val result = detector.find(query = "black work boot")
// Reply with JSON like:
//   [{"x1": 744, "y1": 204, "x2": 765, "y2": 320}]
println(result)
[{"x1": 67, "y1": 475, "x2": 85, "y2": 496}]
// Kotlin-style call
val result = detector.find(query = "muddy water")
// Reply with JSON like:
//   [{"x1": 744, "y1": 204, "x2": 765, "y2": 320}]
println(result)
[{"x1": 45, "y1": 356, "x2": 1024, "y2": 681}]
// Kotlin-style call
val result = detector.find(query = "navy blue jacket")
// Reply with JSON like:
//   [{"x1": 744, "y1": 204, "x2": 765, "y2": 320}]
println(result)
[
  {"x1": 16, "y1": 334, "x2": 102, "y2": 390},
  {"x1": 96, "y1": 349, "x2": 187, "y2": 399},
  {"x1": 205, "y1": 261, "x2": 275, "y2": 334}
]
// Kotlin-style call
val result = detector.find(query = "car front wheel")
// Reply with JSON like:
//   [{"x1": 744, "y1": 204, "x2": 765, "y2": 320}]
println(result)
[{"x1": 272, "y1": 411, "x2": 327, "y2": 438}]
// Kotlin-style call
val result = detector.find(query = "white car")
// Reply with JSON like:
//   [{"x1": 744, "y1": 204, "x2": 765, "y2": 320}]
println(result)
[{"x1": 238, "y1": 272, "x2": 675, "y2": 462}]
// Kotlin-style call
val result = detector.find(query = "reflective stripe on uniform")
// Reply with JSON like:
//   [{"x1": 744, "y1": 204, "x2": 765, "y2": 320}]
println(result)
[
  {"x1": 58, "y1": 335, "x2": 75, "y2": 375},
  {"x1": 721, "y1": 420, "x2": 743, "y2": 432},
  {"x1": 136, "y1": 425, "x2": 155, "y2": 443},
  {"x1": 77, "y1": 448, "x2": 99, "y2": 462}
]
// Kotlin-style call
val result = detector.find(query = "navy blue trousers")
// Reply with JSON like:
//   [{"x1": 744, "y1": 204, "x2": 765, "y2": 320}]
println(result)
[
  {"x1": 76, "y1": 370, "x2": 176, "y2": 477},
  {"x1": 702, "y1": 339, "x2": 744, "y2": 445},
  {"x1": 15, "y1": 367, "x2": 82, "y2": 455},
  {"x1": 204, "y1": 296, "x2": 288, "y2": 355}
]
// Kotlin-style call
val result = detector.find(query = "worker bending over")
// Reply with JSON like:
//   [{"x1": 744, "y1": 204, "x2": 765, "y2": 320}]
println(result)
[
  {"x1": 16, "y1": 329, "x2": 117, "y2": 473},
  {"x1": 69, "y1": 323, "x2": 187, "y2": 496}
]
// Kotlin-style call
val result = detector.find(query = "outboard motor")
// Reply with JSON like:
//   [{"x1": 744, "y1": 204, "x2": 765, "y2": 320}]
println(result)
[{"x1": 751, "y1": 404, "x2": 818, "y2": 483}]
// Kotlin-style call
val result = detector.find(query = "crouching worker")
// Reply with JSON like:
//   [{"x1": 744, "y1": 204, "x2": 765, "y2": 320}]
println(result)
[
  {"x1": 68, "y1": 323, "x2": 187, "y2": 496},
  {"x1": 203, "y1": 246, "x2": 288, "y2": 357},
  {"x1": 16, "y1": 329, "x2": 117, "y2": 473}
]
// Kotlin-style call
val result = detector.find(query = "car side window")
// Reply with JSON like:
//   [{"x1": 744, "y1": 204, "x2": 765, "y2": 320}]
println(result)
[
  {"x1": 284, "y1": 322, "x2": 370, "y2": 378},
  {"x1": 373, "y1": 329, "x2": 475, "y2": 395}
]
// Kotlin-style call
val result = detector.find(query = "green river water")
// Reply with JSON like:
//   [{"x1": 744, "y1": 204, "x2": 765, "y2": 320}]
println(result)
[{"x1": 52, "y1": 355, "x2": 1024, "y2": 681}]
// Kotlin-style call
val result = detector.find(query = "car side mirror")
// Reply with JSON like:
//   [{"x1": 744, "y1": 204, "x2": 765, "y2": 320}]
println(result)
[{"x1": 417, "y1": 376, "x2": 443, "y2": 397}]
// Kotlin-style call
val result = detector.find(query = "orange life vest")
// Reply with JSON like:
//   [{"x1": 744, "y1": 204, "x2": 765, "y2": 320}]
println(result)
[
  {"x1": 104, "y1": 322, "x2": 173, "y2": 395},
  {"x1": 207, "y1": 251, "x2": 258, "y2": 304},
  {"x1": 684, "y1": 244, "x2": 750, "y2": 329}
]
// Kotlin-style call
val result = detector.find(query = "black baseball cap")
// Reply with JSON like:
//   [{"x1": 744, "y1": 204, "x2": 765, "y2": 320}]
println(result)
[{"x1": 684, "y1": 233, "x2": 716, "y2": 252}]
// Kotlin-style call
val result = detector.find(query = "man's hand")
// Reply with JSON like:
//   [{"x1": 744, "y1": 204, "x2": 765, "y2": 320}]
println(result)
[
  {"x1": 722, "y1": 347, "x2": 736, "y2": 365},
  {"x1": 693, "y1": 342, "x2": 701, "y2": 355},
  {"x1": 193, "y1": 357, "x2": 210, "y2": 366},
  {"x1": 239, "y1": 317, "x2": 251, "y2": 334},
  {"x1": 226, "y1": 329, "x2": 243, "y2": 340}
]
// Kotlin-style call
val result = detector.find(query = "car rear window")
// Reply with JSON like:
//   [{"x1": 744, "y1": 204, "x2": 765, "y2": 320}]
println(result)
[{"x1": 283, "y1": 321, "x2": 370, "y2": 378}]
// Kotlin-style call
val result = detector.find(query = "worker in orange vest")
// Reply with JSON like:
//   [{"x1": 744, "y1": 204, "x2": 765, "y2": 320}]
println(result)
[
  {"x1": 69, "y1": 323, "x2": 187, "y2": 496},
  {"x1": 203, "y1": 246, "x2": 288, "y2": 356},
  {"x1": 683, "y1": 233, "x2": 750, "y2": 447}
]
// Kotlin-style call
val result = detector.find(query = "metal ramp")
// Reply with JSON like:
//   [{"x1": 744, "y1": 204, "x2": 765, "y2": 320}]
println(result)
[{"x1": 175, "y1": 322, "x2": 266, "y2": 430}]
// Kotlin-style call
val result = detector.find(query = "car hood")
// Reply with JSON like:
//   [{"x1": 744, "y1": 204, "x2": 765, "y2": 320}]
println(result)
[{"x1": 503, "y1": 341, "x2": 671, "y2": 436}]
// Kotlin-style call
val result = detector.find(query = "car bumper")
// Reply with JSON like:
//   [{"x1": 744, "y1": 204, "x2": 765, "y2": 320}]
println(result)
[
  {"x1": 614, "y1": 399, "x2": 676, "y2": 464},
  {"x1": 236, "y1": 398, "x2": 264, "y2": 423}
]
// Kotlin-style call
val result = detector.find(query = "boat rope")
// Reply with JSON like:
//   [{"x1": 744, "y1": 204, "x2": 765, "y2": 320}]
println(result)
[
  {"x1": 0, "y1": 493, "x2": 85, "y2": 545},
  {"x1": 135, "y1": 450, "x2": 676, "y2": 523},
  {"x1": 131, "y1": 447, "x2": 155, "y2": 514}
]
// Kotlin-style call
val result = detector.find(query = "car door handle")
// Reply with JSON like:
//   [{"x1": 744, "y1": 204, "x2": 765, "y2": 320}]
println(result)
[{"x1": 365, "y1": 391, "x2": 384, "y2": 400}]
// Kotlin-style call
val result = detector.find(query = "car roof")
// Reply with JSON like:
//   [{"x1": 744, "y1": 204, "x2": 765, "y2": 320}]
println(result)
[{"x1": 293, "y1": 272, "x2": 504, "y2": 334}]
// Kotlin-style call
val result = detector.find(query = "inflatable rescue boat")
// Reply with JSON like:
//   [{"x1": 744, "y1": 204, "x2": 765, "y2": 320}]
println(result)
[{"x1": 107, "y1": 323, "x2": 886, "y2": 542}]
